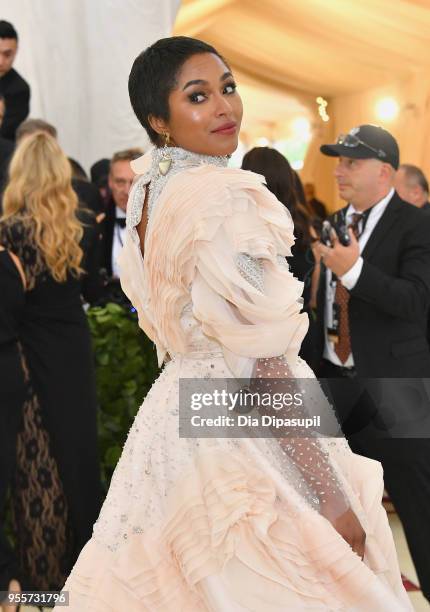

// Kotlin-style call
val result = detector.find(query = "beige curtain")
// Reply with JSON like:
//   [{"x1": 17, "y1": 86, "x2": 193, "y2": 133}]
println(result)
[
  {"x1": 0, "y1": 0, "x2": 180, "y2": 170},
  {"x1": 175, "y1": 0, "x2": 430, "y2": 211}
]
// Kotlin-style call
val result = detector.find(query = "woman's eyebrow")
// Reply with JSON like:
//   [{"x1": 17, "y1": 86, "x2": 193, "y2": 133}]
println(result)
[
  {"x1": 182, "y1": 72, "x2": 233, "y2": 91},
  {"x1": 182, "y1": 79, "x2": 207, "y2": 91}
]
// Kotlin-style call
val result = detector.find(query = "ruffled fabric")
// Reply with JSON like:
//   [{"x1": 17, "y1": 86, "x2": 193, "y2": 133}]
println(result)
[
  {"x1": 62, "y1": 449, "x2": 410, "y2": 611},
  {"x1": 120, "y1": 163, "x2": 308, "y2": 377},
  {"x1": 65, "y1": 157, "x2": 413, "y2": 611}
]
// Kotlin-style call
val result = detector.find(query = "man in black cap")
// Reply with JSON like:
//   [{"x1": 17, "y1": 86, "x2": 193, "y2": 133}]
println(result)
[
  {"x1": 0, "y1": 20, "x2": 30, "y2": 140},
  {"x1": 314, "y1": 124, "x2": 430, "y2": 600}
]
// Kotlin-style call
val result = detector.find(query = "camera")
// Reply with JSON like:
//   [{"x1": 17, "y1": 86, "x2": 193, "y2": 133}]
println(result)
[{"x1": 320, "y1": 214, "x2": 350, "y2": 247}]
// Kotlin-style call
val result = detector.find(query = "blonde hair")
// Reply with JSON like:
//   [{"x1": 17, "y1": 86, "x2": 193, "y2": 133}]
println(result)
[{"x1": 2, "y1": 131, "x2": 84, "y2": 282}]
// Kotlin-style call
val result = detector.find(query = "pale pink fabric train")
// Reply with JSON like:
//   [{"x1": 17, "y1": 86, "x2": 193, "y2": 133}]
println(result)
[{"x1": 58, "y1": 149, "x2": 412, "y2": 610}]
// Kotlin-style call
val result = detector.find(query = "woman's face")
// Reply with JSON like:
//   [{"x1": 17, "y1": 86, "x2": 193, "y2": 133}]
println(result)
[{"x1": 153, "y1": 53, "x2": 243, "y2": 156}]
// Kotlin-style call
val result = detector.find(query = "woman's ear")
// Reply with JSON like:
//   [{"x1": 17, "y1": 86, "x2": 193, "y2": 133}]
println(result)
[{"x1": 148, "y1": 114, "x2": 168, "y2": 138}]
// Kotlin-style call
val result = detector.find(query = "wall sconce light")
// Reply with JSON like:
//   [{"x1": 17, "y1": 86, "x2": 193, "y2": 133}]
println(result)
[
  {"x1": 316, "y1": 96, "x2": 329, "y2": 122},
  {"x1": 375, "y1": 97, "x2": 399, "y2": 121}
]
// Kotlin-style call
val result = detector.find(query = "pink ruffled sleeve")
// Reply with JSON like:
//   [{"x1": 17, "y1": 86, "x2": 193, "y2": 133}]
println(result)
[{"x1": 188, "y1": 167, "x2": 309, "y2": 378}]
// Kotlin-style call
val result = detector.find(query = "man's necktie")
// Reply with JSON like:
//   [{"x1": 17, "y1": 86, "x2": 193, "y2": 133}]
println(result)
[
  {"x1": 333, "y1": 213, "x2": 362, "y2": 364},
  {"x1": 115, "y1": 217, "x2": 126, "y2": 228}
]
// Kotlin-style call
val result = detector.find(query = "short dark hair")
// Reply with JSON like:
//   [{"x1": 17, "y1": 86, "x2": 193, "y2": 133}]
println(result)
[
  {"x1": 16, "y1": 118, "x2": 57, "y2": 142},
  {"x1": 400, "y1": 163, "x2": 429, "y2": 195},
  {"x1": 0, "y1": 20, "x2": 18, "y2": 41},
  {"x1": 68, "y1": 157, "x2": 88, "y2": 181},
  {"x1": 128, "y1": 36, "x2": 228, "y2": 146},
  {"x1": 90, "y1": 158, "x2": 110, "y2": 185}
]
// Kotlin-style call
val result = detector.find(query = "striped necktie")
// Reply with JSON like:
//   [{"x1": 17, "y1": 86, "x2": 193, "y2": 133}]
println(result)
[{"x1": 333, "y1": 212, "x2": 363, "y2": 364}]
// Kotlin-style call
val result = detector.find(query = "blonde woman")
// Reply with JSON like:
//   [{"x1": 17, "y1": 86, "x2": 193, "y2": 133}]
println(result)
[{"x1": 0, "y1": 132, "x2": 101, "y2": 603}]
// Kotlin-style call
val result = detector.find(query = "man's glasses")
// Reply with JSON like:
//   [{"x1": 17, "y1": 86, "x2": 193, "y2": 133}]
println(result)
[{"x1": 337, "y1": 133, "x2": 387, "y2": 160}]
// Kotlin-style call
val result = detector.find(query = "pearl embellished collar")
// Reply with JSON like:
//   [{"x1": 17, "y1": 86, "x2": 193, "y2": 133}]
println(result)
[{"x1": 127, "y1": 146, "x2": 229, "y2": 234}]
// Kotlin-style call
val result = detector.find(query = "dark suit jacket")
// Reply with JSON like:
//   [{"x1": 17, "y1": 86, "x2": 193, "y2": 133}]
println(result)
[
  {"x1": 98, "y1": 200, "x2": 130, "y2": 306},
  {"x1": 101, "y1": 198, "x2": 118, "y2": 277},
  {"x1": 72, "y1": 179, "x2": 104, "y2": 216},
  {"x1": 0, "y1": 136, "x2": 14, "y2": 197},
  {"x1": 316, "y1": 192, "x2": 430, "y2": 377},
  {"x1": 0, "y1": 68, "x2": 30, "y2": 140},
  {"x1": 77, "y1": 208, "x2": 103, "y2": 304}
]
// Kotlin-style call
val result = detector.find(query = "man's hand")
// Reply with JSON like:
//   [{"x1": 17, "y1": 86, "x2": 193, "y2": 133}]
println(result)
[{"x1": 314, "y1": 228, "x2": 360, "y2": 277}]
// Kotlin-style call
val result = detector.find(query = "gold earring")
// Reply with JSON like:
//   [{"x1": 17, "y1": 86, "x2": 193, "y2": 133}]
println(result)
[{"x1": 158, "y1": 131, "x2": 172, "y2": 176}]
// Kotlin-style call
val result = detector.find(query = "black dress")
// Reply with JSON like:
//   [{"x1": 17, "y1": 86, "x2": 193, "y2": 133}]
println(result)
[
  {"x1": 0, "y1": 250, "x2": 26, "y2": 591},
  {"x1": 0, "y1": 212, "x2": 102, "y2": 591}
]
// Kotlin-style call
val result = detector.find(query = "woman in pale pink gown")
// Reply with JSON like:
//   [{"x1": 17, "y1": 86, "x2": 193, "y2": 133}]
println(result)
[{"x1": 58, "y1": 37, "x2": 412, "y2": 611}]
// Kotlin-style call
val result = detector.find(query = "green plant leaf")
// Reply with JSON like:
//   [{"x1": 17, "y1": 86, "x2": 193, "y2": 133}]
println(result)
[{"x1": 88, "y1": 303, "x2": 159, "y2": 491}]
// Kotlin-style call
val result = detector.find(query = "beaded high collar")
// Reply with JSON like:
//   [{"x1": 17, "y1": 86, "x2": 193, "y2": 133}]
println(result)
[
  {"x1": 151, "y1": 146, "x2": 228, "y2": 173},
  {"x1": 145, "y1": 147, "x2": 229, "y2": 218},
  {"x1": 127, "y1": 146, "x2": 230, "y2": 235}
]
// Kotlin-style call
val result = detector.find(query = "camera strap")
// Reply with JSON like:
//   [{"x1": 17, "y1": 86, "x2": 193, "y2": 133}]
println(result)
[{"x1": 327, "y1": 205, "x2": 373, "y2": 356}]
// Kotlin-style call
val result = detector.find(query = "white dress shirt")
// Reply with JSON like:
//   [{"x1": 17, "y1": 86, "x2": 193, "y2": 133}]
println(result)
[
  {"x1": 112, "y1": 206, "x2": 127, "y2": 278},
  {"x1": 323, "y1": 188, "x2": 395, "y2": 367}
]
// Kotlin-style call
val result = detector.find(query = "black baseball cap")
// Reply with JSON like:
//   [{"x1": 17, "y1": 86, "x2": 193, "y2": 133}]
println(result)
[{"x1": 320, "y1": 124, "x2": 399, "y2": 170}]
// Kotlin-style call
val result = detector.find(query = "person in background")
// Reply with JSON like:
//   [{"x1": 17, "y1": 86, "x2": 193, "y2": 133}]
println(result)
[
  {"x1": 68, "y1": 157, "x2": 88, "y2": 181},
  {"x1": 90, "y1": 158, "x2": 111, "y2": 208},
  {"x1": 394, "y1": 163, "x2": 430, "y2": 209},
  {"x1": 304, "y1": 181, "x2": 327, "y2": 222},
  {"x1": 242, "y1": 146, "x2": 320, "y2": 369},
  {"x1": 16, "y1": 118, "x2": 105, "y2": 220},
  {"x1": 0, "y1": 244, "x2": 26, "y2": 612},
  {"x1": 16, "y1": 118, "x2": 56, "y2": 142},
  {"x1": 0, "y1": 132, "x2": 102, "y2": 601},
  {"x1": 102, "y1": 148, "x2": 143, "y2": 278},
  {"x1": 15, "y1": 120, "x2": 104, "y2": 298},
  {"x1": 0, "y1": 118, "x2": 58, "y2": 215},
  {"x1": 0, "y1": 21, "x2": 30, "y2": 141},
  {"x1": 0, "y1": 95, "x2": 14, "y2": 191},
  {"x1": 316, "y1": 124, "x2": 430, "y2": 601},
  {"x1": 394, "y1": 164, "x2": 430, "y2": 350},
  {"x1": 68, "y1": 157, "x2": 105, "y2": 218}
]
